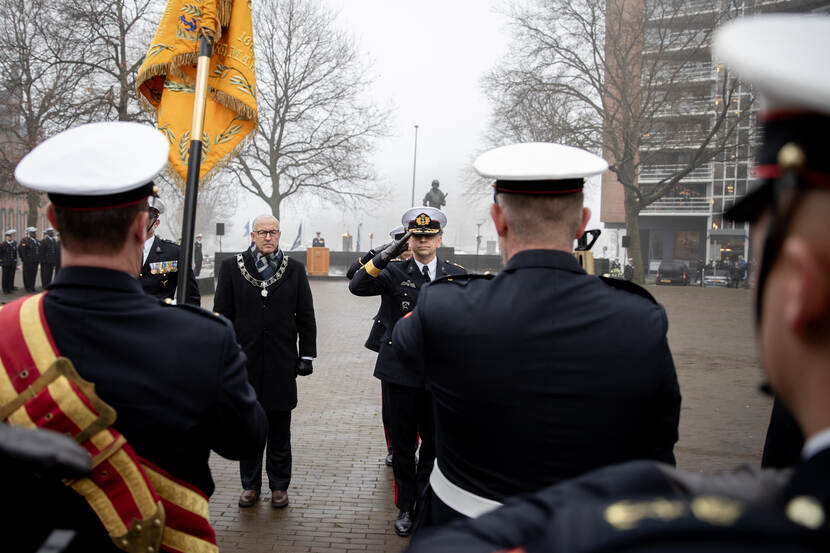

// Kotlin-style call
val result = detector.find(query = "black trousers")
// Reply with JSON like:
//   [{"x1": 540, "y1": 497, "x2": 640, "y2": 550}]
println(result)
[
  {"x1": 1, "y1": 264, "x2": 15, "y2": 293},
  {"x1": 387, "y1": 383, "x2": 435, "y2": 512},
  {"x1": 240, "y1": 409, "x2": 292, "y2": 492},
  {"x1": 381, "y1": 380, "x2": 392, "y2": 453},
  {"x1": 22, "y1": 262, "x2": 38, "y2": 291},
  {"x1": 41, "y1": 263, "x2": 55, "y2": 288},
  {"x1": 194, "y1": 260, "x2": 202, "y2": 277}
]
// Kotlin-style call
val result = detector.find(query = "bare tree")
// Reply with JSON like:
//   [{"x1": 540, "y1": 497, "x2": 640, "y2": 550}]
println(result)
[
  {"x1": 483, "y1": 0, "x2": 752, "y2": 282},
  {"x1": 60, "y1": 0, "x2": 161, "y2": 122},
  {"x1": 155, "y1": 173, "x2": 238, "y2": 243},
  {"x1": 0, "y1": 0, "x2": 99, "y2": 224},
  {"x1": 229, "y1": 0, "x2": 389, "y2": 220}
]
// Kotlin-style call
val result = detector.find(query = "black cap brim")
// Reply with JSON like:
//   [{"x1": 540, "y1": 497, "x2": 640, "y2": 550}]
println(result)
[{"x1": 725, "y1": 180, "x2": 774, "y2": 223}]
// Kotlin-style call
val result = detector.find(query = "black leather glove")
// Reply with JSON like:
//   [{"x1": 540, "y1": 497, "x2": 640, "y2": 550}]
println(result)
[
  {"x1": 371, "y1": 241, "x2": 392, "y2": 256},
  {"x1": 375, "y1": 231, "x2": 412, "y2": 268},
  {"x1": 296, "y1": 358, "x2": 313, "y2": 376}
]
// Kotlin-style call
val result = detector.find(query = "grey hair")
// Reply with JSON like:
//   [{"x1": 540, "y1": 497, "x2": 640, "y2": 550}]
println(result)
[{"x1": 252, "y1": 214, "x2": 280, "y2": 230}]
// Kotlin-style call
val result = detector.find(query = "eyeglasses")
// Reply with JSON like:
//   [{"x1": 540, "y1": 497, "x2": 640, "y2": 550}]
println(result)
[{"x1": 255, "y1": 230, "x2": 280, "y2": 237}]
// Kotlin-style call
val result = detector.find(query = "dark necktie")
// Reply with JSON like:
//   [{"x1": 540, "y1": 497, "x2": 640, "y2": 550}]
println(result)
[{"x1": 422, "y1": 265, "x2": 431, "y2": 282}]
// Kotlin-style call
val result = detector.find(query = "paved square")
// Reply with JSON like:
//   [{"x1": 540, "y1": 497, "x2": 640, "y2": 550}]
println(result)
[{"x1": 202, "y1": 281, "x2": 771, "y2": 552}]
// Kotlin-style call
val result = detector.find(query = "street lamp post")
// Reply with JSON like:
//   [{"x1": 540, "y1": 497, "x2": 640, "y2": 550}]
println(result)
[{"x1": 410, "y1": 124, "x2": 419, "y2": 207}]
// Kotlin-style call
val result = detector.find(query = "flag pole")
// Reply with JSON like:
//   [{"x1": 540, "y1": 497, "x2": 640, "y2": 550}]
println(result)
[{"x1": 176, "y1": 34, "x2": 212, "y2": 304}]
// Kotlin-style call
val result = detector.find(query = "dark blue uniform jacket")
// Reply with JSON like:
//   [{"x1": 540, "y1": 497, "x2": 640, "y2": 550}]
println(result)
[
  {"x1": 393, "y1": 249, "x2": 681, "y2": 502},
  {"x1": 6, "y1": 266, "x2": 267, "y2": 552}
]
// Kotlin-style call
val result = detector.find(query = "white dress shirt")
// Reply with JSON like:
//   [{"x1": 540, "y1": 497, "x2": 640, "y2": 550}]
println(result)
[
  {"x1": 802, "y1": 426, "x2": 830, "y2": 460},
  {"x1": 142, "y1": 235, "x2": 155, "y2": 267},
  {"x1": 414, "y1": 256, "x2": 438, "y2": 282}
]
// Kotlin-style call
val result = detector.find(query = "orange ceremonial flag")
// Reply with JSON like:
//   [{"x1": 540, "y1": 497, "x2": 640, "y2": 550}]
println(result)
[{"x1": 137, "y1": 0, "x2": 257, "y2": 186}]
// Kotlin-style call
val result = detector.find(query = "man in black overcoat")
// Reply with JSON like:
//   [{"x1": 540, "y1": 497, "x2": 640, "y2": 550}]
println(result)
[
  {"x1": 350, "y1": 207, "x2": 467, "y2": 537},
  {"x1": 393, "y1": 143, "x2": 680, "y2": 533},
  {"x1": 40, "y1": 227, "x2": 59, "y2": 287},
  {"x1": 139, "y1": 197, "x2": 200, "y2": 305},
  {"x1": 214, "y1": 213, "x2": 317, "y2": 509}
]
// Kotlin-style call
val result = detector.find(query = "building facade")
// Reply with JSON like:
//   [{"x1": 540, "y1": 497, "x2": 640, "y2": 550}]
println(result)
[{"x1": 601, "y1": 0, "x2": 830, "y2": 274}]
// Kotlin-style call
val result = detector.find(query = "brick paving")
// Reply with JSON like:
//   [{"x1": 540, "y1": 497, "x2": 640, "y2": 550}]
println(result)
[{"x1": 1, "y1": 273, "x2": 771, "y2": 553}]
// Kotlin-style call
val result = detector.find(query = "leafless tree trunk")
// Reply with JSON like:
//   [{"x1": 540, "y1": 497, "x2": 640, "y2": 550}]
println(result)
[
  {"x1": 60, "y1": 0, "x2": 161, "y2": 122},
  {"x1": 0, "y1": 0, "x2": 100, "y2": 226},
  {"x1": 229, "y1": 0, "x2": 389, "y2": 220},
  {"x1": 482, "y1": 0, "x2": 753, "y2": 283}
]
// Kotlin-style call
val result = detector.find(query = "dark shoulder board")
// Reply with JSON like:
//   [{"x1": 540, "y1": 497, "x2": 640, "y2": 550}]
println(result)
[
  {"x1": 599, "y1": 276, "x2": 657, "y2": 304},
  {"x1": 444, "y1": 259, "x2": 465, "y2": 270},
  {"x1": 160, "y1": 298, "x2": 233, "y2": 328},
  {"x1": 432, "y1": 273, "x2": 494, "y2": 286}
]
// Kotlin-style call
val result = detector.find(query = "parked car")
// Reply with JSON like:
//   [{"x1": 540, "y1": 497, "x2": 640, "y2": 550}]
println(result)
[
  {"x1": 703, "y1": 268, "x2": 730, "y2": 287},
  {"x1": 656, "y1": 261, "x2": 689, "y2": 286}
]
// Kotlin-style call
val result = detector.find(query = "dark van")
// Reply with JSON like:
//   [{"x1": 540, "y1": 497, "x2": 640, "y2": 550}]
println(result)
[{"x1": 656, "y1": 261, "x2": 689, "y2": 286}]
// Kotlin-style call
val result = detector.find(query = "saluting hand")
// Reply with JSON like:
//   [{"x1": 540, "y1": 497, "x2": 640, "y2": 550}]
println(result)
[{"x1": 378, "y1": 231, "x2": 412, "y2": 264}]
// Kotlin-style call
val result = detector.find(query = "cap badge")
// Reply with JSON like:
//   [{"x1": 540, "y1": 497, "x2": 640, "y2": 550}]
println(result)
[{"x1": 415, "y1": 214, "x2": 431, "y2": 226}]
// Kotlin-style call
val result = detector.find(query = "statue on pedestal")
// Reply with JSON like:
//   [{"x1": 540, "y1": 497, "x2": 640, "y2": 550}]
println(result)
[{"x1": 422, "y1": 179, "x2": 447, "y2": 209}]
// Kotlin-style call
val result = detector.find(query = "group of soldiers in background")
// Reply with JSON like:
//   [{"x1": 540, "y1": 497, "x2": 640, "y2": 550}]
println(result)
[{"x1": 0, "y1": 227, "x2": 60, "y2": 294}]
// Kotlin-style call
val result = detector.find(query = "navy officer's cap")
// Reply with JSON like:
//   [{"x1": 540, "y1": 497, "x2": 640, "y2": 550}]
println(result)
[
  {"x1": 402, "y1": 207, "x2": 446, "y2": 235},
  {"x1": 474, "y1": 142, "x2": 607, "y2": 195},
  {"x1": 15, "y1": 122, "x2": 168, "y2": 211},
  {"x1": 714, "y1": 15, "x2": 830, "y2": 222}
]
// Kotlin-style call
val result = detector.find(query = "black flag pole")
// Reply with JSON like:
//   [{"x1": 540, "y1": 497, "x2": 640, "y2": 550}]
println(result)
[{"x1": 176, "y1": 34, "x2": 212, "y2": 305}]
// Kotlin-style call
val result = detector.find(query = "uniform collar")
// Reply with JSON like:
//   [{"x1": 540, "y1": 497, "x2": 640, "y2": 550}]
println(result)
[
  {"x1": 49, "y1": 266, "x2": 145, "y2": 294},
  {"x1": 503, "y1": 249, "x2": 585, "y2": 274},
  {"x1": 413, "y1": 256, "x2": 438, "y2": 279},
  {"x1": 803, "y1": 427, "x2": 830, "y2": 460}
]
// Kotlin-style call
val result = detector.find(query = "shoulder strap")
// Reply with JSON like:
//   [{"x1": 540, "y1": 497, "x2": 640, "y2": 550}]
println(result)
[
  {"x1": 599, "y1": 276, "x2": 657, "y2": 304},
  {"x1": 0, "y1": 294, "x2": 217, "y2": 553}
]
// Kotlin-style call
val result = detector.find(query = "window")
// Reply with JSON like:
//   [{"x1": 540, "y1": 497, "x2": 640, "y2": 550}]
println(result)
[
  {"x1": 674, "y1": 231, "x2": 700, "y2": 261},
  {"x1": 649, "y1": 231, "x2": 663, "y2": 261}
]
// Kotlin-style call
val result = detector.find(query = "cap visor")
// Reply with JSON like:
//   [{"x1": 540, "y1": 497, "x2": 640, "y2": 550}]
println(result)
[{"x1": 724, "y1": 181, "x2": 774, "y2": 222}]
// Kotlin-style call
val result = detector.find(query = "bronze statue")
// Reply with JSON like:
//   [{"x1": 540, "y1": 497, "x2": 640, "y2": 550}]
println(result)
[{"x1": 422, "y1": 179, "x2": 447, "y2": 208}]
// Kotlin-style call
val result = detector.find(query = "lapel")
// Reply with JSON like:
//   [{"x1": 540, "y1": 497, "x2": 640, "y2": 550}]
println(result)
[{"x1": 406, "y1": 258, "x2": 426, "y2": 288}]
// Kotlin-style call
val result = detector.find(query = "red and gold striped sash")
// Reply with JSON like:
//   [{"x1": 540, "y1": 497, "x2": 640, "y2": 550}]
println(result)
[{"x1": 0, "y1": 293, "x2": 218, "y2": 553}]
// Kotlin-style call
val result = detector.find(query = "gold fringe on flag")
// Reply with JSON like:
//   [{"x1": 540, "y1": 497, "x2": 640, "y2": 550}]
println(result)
[{"x1": 136, "y1": 0, "x2": 257, "y2": 187}]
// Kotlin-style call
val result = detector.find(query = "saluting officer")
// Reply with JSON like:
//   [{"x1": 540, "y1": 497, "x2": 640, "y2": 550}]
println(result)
[
  {"x1": 139, "y1": 197, "x2": 201, "y2": 305},
  {"x1": 18, "y1": 226, "x2": 40, "y2": 292},
  {"x1": 349, "y1": 207, "x2": 467, "y2": 536},
  {"x1": 393, "y1": 143, "x2": 680, "y2": 532},
  {"x1": 0, "y1": 229, "x2": 18, "y2": 294},
  {"x1": 347, "y1": 224, "x2": 413, "y2": 468}
]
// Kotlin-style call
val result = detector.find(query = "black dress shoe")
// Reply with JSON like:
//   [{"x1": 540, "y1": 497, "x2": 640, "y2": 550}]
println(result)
[
  {"x1": 385, "y1": 452, "x2": 393, "y2": 466},
  {"x1": 393, "y1": 509, "x2": 413, "y2": 537}
]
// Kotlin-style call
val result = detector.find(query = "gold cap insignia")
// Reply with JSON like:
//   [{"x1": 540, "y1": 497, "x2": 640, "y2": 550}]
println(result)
[
  {"x1": 690, "y1": 495, "x2": 743, "y2": 526},
  {"x1": 415, "y1": 213, "x2": 431, "y2": 226},
  {"x1": 786, "y1": 496, "x2": 825, "y2": 529}
]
